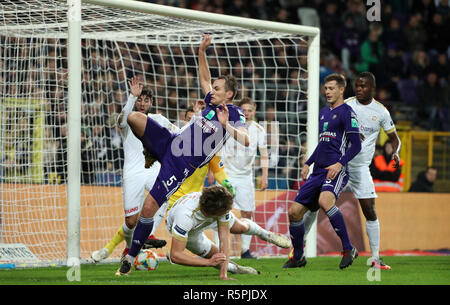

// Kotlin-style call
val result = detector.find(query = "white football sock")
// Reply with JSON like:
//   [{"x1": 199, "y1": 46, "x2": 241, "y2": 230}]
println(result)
[
  {"x1": 241, "y1": 218, "x2": 270, "y2": 253},
  {"x1": 242, "y1": 218, "x2": 270, "y2": 240},
  {"x1": 366, "y1": 219, "x2": 380, "y2": 260},
  {"x1": 149, "y1": 201, "x2": 169, "y2": 236},
  {"x1": 241, "y1": 234, "x2": 252, "y2": 254},
  {"x1": 213, "y1": 261, "x2": 238, "y2": 273},
  {"x1": 122, "y1": 223, "x2": 134, "y2": 249},
  {"x1": 303, "y1": 210, "x2": 318, "y2": 242},
  {"x1": 227, "y1": 261, "x2": 238, "y2": 273}
]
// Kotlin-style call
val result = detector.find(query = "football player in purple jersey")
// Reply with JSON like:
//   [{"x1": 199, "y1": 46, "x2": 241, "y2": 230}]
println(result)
[{"x1": 283, "y1": 73, "x2": 362, "y2": 270}]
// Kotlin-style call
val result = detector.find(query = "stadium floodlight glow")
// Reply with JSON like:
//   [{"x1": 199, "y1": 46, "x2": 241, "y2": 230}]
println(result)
[{"x1": 0, "y1": 0, "x2": 319, "y2": 266}]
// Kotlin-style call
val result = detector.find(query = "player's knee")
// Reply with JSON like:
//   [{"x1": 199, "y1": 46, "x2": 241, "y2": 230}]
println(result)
[
  {"x1": 318, "y1": 195, "x2": 335, "y2": 212},
  {"x1": 288, "y1": 202, "x2": 305, "y2": 222},
  {"x1": 127, "y1": 112, "x2": 146, "y2": 136},
  {"x1": 127, "y1": 111, "x2": 139, "y2": 125},
  {"x1": 231, "y1": 219, "x2": 249, "y2": 234},
  {"x1": 140, "y1": 199, "x2": 159, "y2": 218},
  {"x1": 360, "y1": 200, "x2": 377, "y2": 221},
  {"x1": 363, "y1": 207, "x2": 377, "y2": 221},
  {"x1": 125, "y1": 215, "x2": 138, "y2": 229},
  {"x1": 240, "y1": 211, "x2": 252, "y2": 219}
]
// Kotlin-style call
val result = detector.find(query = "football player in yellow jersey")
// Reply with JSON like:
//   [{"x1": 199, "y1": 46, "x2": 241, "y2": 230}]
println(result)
[{"x1": 167, "y1": 154, "x2": 235, "y2": 210}]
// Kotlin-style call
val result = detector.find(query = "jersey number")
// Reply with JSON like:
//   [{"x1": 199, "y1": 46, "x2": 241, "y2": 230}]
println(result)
[{"x1": 165, "y1": 175, "x2": 177, "y2": 186}]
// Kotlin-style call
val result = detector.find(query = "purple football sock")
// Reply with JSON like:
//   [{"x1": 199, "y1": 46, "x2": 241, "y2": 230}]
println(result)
[{"x1": 326, "y1": 205, "x2": 353, "y2": 251}]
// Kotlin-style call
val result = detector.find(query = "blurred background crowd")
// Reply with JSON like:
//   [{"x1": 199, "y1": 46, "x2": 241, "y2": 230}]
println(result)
[{"x1": 148, "y1": 0, "x2": 450, "y2": 130}]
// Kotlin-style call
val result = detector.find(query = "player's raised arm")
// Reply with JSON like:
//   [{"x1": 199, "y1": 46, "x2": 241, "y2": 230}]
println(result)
[
  {"x1": 198, "y1": 33, "x2": 212, "y2": 95},
  {"x1": 117, "y1": 76, "x2": 143, "y2": 128}
]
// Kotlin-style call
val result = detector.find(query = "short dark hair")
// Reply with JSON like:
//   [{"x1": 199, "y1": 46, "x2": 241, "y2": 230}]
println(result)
[
  {"x1": 140, "y1": 86, "x2": 154, "y2": 101},
  {"x1": 199, "y1": 186, "x2": 234, "y2": 216},
  {"x1": 324, "y1": 73, "x2": 347, "y2": 88},
  {"x1": 185, "y1": 105, "x2": 194, "y2": 115},
  {"x1": 426, "y1": 166, "x2": 437, "y2": 172},
  {"x1": 357, "y1": 71, "x2": 376, "y2": 88},
  {"x1": 217, "y1": 75, "x2": 238, "y2": 100},
  {"x1": 237, "y1": 96, "x2": 255, "y2": 109}
]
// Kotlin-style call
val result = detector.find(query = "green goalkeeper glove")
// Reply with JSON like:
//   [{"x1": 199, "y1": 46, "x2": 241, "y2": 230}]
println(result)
[{"x1": 221, "y1": 179, "x2": 236, "y2": 196}]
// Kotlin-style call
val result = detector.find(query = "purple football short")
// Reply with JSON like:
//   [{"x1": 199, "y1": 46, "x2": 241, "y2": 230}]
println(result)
[
  {"x1": 138, "y1": 117, "x2": 196, "y2": 206},
  {"x1": 149, "y1": 154, "x2": 195, "y2": 207},
  {"x1": 139, "y1": 116, "x2": 176, "y2": 162},
  {"x1": 293, "y1": 169, "x2": 349, "y2": 211}
]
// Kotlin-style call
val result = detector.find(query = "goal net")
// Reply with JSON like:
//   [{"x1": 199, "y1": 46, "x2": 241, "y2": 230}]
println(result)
[{"x1": 0, "y1": 0, "x2": 319, "y2": 265}]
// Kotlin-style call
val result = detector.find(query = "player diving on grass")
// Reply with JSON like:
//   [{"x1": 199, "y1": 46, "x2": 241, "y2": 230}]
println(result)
[
  {"x1": 91, "y1": 78, "x2": 174, "y2": 263},
  {"x1": 283, "y1": 73, "x2": 361, "y2": 270},
  {"x1": 116, "y1": 33, "x2": 250, "y2": 276},
  {"x1": 166, "y1": 185, "x2": 291, "y2": 280}
]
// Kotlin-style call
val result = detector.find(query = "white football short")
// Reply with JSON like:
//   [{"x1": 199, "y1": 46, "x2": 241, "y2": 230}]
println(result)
[
  {"x1": 169, "y1": 213, "x2": 236, "y2": 257},
  {"x1": 346, "y1": 165, "x2": 378, "y2": 199},
  {"x1": 122, "y1": 165, "x2": 160, "y2": 217},
  {"x1": 228, "y1": 175, "x2": 255, "y2": 212}
]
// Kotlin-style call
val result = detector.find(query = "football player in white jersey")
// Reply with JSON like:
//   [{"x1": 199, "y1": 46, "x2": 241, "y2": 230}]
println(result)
[
  {"x1": 91, "y1": 77, "x2": 178, "y2": 262},
  {"x1": 166, "y1": 186, "x2": 291, "y2": 280},
  {"x1": 220, "y1": 97, "x2": 269, "y2": 258},
  {"x1": 302, "y1": 72, "x2": 401, "y2": 270}
]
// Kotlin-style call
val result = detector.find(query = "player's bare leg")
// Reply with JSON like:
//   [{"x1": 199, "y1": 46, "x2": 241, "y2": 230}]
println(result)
[
  {"x1": 128, "y1": 111, "x2": 158, "y2": 169},
  {"x1": 359, "y1": 198, "x2": 390, "y2": 270},
  {"x1": 127, "y1": 111, "x2": 147, "y2": 137},
  {"x1": 319, "y1": 191, "x2": 358, "y2": 269}
]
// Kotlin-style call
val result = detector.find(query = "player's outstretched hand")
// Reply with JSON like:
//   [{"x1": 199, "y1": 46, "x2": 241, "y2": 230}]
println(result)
[
  {"x1": 209, "y1": 252, "x2": 227, "y2": 267},
  {"x1": 216, "y1": 103, "x2": 229, "y2": 127},
  {"x1": 128, "y1": 76, "x2": 143, "y2": 97},
  {"x1": 200, "y1": 33, "x2": 211, "y2": 52}
]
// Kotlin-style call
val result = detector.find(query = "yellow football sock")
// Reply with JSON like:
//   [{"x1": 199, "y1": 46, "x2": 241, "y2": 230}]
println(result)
[{"x1": 105, "y1": 225, "x2": 125, "y2": 254}]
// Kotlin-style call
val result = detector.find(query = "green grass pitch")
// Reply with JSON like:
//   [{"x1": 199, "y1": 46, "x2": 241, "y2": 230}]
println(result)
[{"x1": 1, "y1": 256, "x2": 449, "y2": 285}]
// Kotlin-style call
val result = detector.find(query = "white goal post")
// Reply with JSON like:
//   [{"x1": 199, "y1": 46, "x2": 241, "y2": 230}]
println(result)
[{"x1": 0, "y1": 0, "x2": 319, "y2": 266}]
